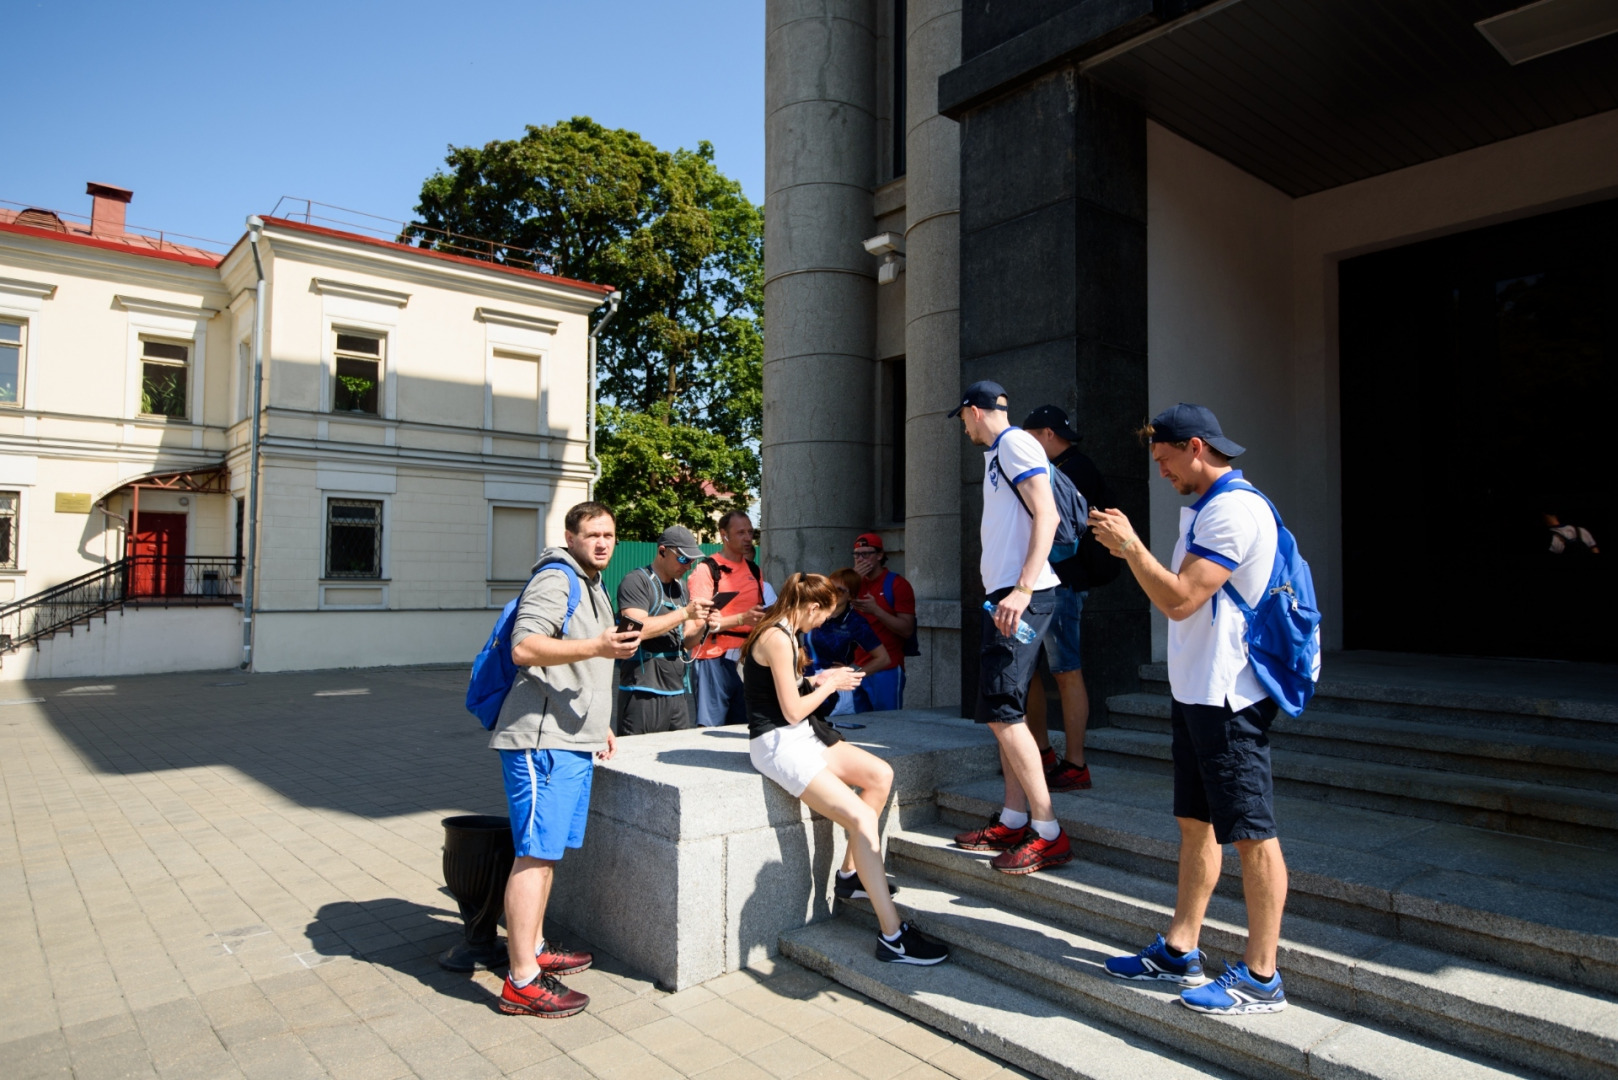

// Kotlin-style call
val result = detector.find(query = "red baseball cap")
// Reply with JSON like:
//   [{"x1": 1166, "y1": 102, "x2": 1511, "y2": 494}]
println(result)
[{"x1": 854, "y1": 532, "x2": 884, "y2": 551}]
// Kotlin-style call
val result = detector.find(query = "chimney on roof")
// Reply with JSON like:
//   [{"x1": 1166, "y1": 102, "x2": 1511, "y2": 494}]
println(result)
[{"x1": 86, "y1": 182, "x2": 133, "y2": 236}]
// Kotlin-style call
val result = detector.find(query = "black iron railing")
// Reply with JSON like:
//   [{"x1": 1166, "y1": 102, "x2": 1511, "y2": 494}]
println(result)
[{"x1": 0, "y1": 556, "x2": 241, "y2": 654}]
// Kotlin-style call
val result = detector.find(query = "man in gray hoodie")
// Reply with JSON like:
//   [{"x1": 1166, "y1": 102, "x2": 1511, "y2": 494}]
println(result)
[{"x1": 490, "y1": 501, "x2": 640, "y2": 1018}]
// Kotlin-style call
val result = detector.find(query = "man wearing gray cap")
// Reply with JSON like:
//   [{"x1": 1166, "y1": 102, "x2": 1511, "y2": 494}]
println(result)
[{"x1": 614, "y1": 525, "x2": 718, "y2": 735}]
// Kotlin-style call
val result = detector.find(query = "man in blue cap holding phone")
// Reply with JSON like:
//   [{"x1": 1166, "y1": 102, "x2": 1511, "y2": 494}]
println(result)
[{"x1": 1088, "y1": 403, "x2": 1291, "y2": 1017}]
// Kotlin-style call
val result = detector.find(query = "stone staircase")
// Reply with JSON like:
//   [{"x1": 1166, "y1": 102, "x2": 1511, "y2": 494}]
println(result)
[{"x1": 780, "y1": 663, "x2": 1618, "y2": 1080}]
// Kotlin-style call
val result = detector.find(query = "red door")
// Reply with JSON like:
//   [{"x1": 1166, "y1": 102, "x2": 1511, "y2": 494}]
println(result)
[{"x1": 128, "y1": 512, "x2": 187, "y2": 598}]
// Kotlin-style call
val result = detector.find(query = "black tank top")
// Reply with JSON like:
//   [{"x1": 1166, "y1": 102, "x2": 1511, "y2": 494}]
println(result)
[{"x1": 744, "y1": 625, "x2": 795, "y2": 739}]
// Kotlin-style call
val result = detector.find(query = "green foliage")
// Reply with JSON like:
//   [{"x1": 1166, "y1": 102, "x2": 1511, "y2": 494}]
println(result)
[
  {"x1": 406, "y1": 118, "x2": 764, "y2": 533},
  {"x1": 594, "y1": 405, "x2": 752, "y2": 542}
]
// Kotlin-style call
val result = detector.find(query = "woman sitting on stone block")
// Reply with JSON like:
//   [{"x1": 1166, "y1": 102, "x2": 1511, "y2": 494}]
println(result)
[{"x1": 741, "y1": 572, "x2": 949, "y2": 966}]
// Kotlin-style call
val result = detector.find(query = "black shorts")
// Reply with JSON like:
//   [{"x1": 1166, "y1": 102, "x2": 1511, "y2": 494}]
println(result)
[
  {"x1": 1170, "y1": 697, "x2": 1280, "y2": 844},
  {"x1": 616, "y1": 690, "x2": 693, "y2": 736},
  {"x1": 973, "y1": 587, "x2": 1057, "y2": 725}
]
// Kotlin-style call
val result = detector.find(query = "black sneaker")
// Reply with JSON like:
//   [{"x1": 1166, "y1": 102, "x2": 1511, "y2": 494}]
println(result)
[
  {"x1": 834, "y1": 872, "x2": 900, "y2": 901},
  {"x1": 874, "y1": 921, "x2": 950, "y2": 966}
]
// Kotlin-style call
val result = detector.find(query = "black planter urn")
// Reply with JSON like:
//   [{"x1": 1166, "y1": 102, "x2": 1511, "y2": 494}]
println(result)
[{"x1": 438, "y1": 814, "x2": 515, "y2": 972}]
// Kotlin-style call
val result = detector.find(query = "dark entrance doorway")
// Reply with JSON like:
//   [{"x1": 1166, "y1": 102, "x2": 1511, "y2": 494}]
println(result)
[
  {"x1": 1339, "y1": 199, "x2": 1616, "y2": 662},
  {"x1": 128, "y1": 512, "x2": 187, "y2": 598}
]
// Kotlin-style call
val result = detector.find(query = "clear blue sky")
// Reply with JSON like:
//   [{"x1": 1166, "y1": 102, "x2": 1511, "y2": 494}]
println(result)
[{"x1": 4, "y1": 0, "x2": 765, "y2": 247}]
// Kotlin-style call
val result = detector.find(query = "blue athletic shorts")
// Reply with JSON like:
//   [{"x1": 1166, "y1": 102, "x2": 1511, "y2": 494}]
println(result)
[
  {"x1": 855, "y1": 666, "x2": 905, "y2": 712},
  {"x1": 1170, "y1": 698, "x2": 1280, "y2": 844},
  {"x1": 501, "y1": 748, "x2": 594, "y2": 860},
  {"x1": 694, "y1": 656, "x2": 747, "y2": 727},
  {"x1": 1042, "y1": 587, "x2": 1087, "y2": 674}
]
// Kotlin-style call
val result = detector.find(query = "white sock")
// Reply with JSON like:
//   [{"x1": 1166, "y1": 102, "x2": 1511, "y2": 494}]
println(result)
[
  {"x1": 999, "y1": 808, "x2": 1029, "y2": 829},
  {"x1": 511, "y1": 970, "x2": 537, "y2": 988},
  {"x1": 1032, "y1": 818, "x2": 1060, "y2": 841},
  {"x1": 838, "y1": 869, "x2": 857, "y2": 880},
  {"x1": 535, "y1": 938, "x2": 546, "y2": 956},
  {"x1": 881, "y1": 926, "x2": 903, "y2": 942}
]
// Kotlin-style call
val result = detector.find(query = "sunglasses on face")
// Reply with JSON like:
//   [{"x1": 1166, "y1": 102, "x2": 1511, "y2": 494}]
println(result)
[{"x1": 661, "y1": 548, "x2": 695, "y2": 566}]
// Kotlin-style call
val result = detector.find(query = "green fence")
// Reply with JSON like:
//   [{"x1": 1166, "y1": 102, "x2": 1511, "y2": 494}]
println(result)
[{"x1": 601, "y1": 541, "x2": 725, "y2": 608}]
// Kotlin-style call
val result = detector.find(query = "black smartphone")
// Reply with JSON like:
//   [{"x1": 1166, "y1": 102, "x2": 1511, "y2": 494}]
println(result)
[
  {"x1": 710, "y1": 591, "x2": 740, "y2": 610},
  {"x1": 615, "y1": 614, "x2": 644, "y2": 635}
]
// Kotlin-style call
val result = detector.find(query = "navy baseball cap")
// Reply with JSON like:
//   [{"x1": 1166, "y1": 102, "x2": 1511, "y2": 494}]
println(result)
[
  {"x1": 946, "y1": 380, "x2": 1009, "y2": 418},
  {"x1": 1147, "y1": 403, "x2": 1245, "y2": 458},
  {"x1": 1021, "y1": 404, "x2": 1080, "y2": 442}
]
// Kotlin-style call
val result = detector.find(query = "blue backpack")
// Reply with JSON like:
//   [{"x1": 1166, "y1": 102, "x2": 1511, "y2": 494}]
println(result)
[
  {"x1": 995, "y1": 446, "x2": 1090, "y2": 563},
  {"x1": 879, "y1": 572, "x2": 922, "y2": 657},
  {"x1": 1194, "y1": 480, "x2": 1322, "y2": 717},
  {"x1": 465, "y1": 559, "x2": 583, "y2": 730}
]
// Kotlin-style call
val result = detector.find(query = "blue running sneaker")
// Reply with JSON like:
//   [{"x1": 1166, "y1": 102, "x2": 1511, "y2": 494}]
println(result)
[
  {"x1": 1105, "y1": 935, "x2": 1207, "y2": 985},
  {"x1": 1180, "y1": 962, "x2": 1287, "y2": 1015}
]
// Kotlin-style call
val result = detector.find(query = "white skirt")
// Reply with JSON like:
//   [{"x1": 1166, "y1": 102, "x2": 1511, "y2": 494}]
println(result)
[{"x1": 750, "y1": 721, "x2": 830, "y2": 798}]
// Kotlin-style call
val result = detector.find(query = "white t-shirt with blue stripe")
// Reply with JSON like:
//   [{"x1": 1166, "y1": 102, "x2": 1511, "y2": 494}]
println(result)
[
  {"x1": 980, "y1": 426, "x2": 1062, "y2": 594},
  {"x1": 1167, "y1": 471, "x2": 1278, "y2": 710}
]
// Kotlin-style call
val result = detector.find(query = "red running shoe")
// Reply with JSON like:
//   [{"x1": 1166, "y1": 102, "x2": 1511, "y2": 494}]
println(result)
[
  {"x1": 1039, "y1": 746, "x2": 1059, "y2": 770},
  {"x1": 991, "y1": 829, "x2": 1073, "y2": 874},
  {"x1": 954, "y1": 816, "x2": 1029, "y2": 852},
  {"x1": 500, "y1": 973, "x2": 589, "y2": 1018},
  {"x1": 537, "y1": 941, "x2": 592, "y2": 976},
  {"x1": 1047, "y1": 761, "x2": 1092, "y2": 792}
]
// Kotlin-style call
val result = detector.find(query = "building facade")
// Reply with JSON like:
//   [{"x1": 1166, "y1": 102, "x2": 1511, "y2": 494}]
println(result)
[
  {"x1": 0, "y1": 186, "x2": 612, "y2": 677},
  {"x1": 762, "y1": 0, "x2": 1618, "y2": 711}
]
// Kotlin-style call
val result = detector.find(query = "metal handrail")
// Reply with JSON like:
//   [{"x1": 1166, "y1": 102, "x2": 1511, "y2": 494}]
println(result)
[{"x1": 0, "y1": 556, "x2": 242, "y2": 654}]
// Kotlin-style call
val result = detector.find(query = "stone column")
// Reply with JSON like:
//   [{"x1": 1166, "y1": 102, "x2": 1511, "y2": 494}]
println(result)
[
  {"x1": 902, "y1": 0, "x2": 962, "y2": 708},
  {"x1": 761, "y1": 0, "x2": 879, "y2": 583}
]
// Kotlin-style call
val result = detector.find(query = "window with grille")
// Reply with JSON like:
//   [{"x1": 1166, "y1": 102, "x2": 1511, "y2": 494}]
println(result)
[
  {"x1": 326, "y1": 499, "x2": 383, "y2": 578},
  {"x1": 0, "y1": 321, "x2": 23, "y2": 406},
  {"x1": 333, "y1": 332, "x2": 382, "y2": 414},
  {"x1": 140, "y1": 338, "x2": 189, "y2": 418},
  {"x1": 0, "y1": 491, "x2": 17, "y2": 570}
]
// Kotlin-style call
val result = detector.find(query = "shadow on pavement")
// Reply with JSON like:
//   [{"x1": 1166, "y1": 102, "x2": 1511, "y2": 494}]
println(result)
[{"x1": 28, "y1": 666, "x2": 508, "y2": 819}]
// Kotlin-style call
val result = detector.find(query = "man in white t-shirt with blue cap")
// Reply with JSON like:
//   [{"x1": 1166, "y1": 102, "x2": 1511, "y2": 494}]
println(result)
[
  {"x1": 946, "y1": 380, "x2": 1073, "y2": 875},
  {"x1": 1088, "y1": 402, "x2": 1290, "y2": 1016}
]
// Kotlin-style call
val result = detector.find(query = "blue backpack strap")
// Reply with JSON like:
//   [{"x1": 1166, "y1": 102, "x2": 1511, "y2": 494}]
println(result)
[
  {"x1": 881, "y1": 571, "x2": 895, "y2": 608},
  {"x1": 532, "y1": 558, "x2": 583, "y2": 636}
]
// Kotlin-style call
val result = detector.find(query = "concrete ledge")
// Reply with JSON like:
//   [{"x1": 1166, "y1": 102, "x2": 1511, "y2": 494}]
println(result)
[{"x1": 547, "y1": 710, "x2": 1002, "y2": 990}]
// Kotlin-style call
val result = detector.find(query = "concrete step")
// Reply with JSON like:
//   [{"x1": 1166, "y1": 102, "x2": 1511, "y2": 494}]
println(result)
[
  {"x1": 1082, "y1": 726, "x2": 1618, "y2": 848},
  {"x1": 810, "y1": 878, "x2": 1546, "y2": 1080},
  {"x1": 779, "y1": 918, "x2": 1244, "y2": 1080},
  {"x1": 1136, "y1": 663, "x2": 1618, "y2": 743},
  {"x1": 887, "y1": 825, "x2": 1618, "y2": 1080},
  {"x1": 935, "y1": 772, "x2": 1618, "y2": 996},
  {"x1": 1106, "y1": 693, "x2": 1618, "y2": 792}
]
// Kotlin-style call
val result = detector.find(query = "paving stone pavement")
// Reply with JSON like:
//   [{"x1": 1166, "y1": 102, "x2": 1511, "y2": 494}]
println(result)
[{"x1": 0, "y1": 667, "x2": 1042, "y2": 1080}]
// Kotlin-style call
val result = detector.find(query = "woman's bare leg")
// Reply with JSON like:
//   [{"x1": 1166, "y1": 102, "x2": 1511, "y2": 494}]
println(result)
[
  {"x1": 821, "y1": 742, "x2": 894, "y2": 875},
  {"x1": 800, "y1": 767, "x2": 901, "y2": 936}
]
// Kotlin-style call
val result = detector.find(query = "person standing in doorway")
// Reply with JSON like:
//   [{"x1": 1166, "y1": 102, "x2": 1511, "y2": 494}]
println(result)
[
  {"x1": 614, "y1": 525, "x2": 717, "y2": 735},
  {"x1": 1089, "y1": 403, "x2": 1290, "y2": 1016},
  {"x1": 688, "y1": 512, "x2": 770, "y2": 727},
  {"x1": 948, "y1": 381, "x2": 1073, "y2": 874},
  {"x1": 490, "y1": 501, "x2": 639, "y2": 1018},
  {"x1": 850, "y1": 532, "x2": 915, "y2": 711},
  {"x1": 1021, "y1": 405, "x2": 1115, "y2": 792}
]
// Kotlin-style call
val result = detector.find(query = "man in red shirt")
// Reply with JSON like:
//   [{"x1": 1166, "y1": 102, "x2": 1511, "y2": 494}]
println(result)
[
  {"x1": 851, "y1": 532, "x2": 915, "y2": 711},
  {"x1": 687, "y1": 512, "x2": 770, "y2": 726}
]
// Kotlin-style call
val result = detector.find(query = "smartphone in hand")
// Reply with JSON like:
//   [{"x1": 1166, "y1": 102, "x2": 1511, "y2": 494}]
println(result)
[{"x1": 615, "y1": 614, "x2": 644, "y2": 635}]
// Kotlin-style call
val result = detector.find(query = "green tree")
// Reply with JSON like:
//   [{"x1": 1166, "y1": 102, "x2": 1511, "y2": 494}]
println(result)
[
  {"x1": 406, "y1": 118, "x2": 763, "y2": 530},
  {"x1": 595, "y1": 405, "x2": 750, "y2": 541}
]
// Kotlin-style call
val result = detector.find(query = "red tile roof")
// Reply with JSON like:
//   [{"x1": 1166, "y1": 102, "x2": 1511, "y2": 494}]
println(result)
[
  {"x1": 0, "y1": 211, "x2": 223, "y2": 268},
  {"x1": 260, "y1": 216, "x2": 615, "y2": 295}
]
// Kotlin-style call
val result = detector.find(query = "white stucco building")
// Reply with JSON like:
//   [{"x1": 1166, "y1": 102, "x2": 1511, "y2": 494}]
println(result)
[{"x1": 0, "y1": 184, "x2": 613, "y2": 678}]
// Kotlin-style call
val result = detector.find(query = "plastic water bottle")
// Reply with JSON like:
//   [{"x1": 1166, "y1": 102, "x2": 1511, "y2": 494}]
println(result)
[{"x1": 982, "y1": 601, "x2": 1038, "y2": 644}]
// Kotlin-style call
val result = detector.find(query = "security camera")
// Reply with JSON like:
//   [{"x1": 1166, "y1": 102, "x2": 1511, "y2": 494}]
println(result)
[
  {"x1": 863, "y1": 232, "x2": 905, "y2": 284},
  {"x1": 862, "y1": 232, "x2": 904, "y2": 256}
]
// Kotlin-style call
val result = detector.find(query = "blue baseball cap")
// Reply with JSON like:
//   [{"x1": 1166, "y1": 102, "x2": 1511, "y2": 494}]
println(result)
[
  {"x1": 1147, "y1": 403, "x2": 1245, "y2": 458},
  {"x1": 946, "y1": 380, "x2": 1008, "y2": 418}
]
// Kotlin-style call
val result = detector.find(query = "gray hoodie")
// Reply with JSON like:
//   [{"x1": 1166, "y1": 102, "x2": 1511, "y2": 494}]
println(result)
[{"x1": 488, "y1": 546, "x2": 616, "y2": 753}]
